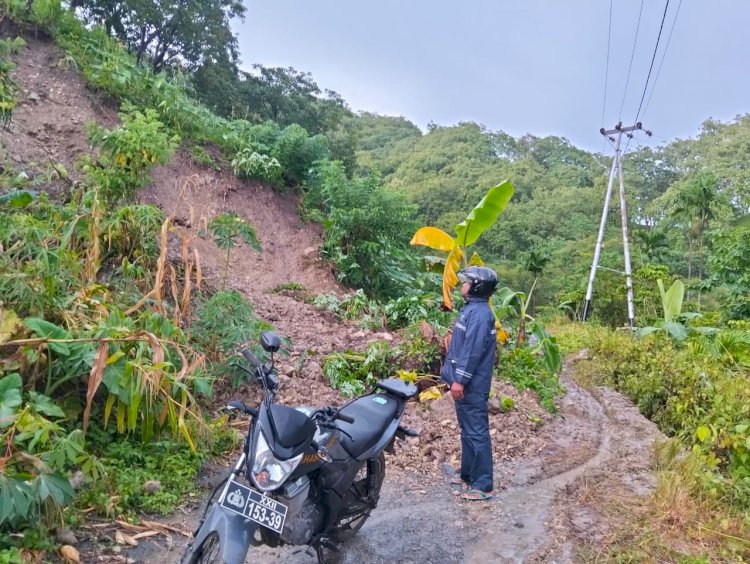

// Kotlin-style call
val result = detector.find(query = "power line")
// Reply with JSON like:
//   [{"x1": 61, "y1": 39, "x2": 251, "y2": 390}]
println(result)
[
  {"x1": 624, "y1": 0, "x2": 671, "y2": 155},
  {"x1": 641, "y1": 0, "x2": 683, "y2": 120},
  {"x1": 633, "y1": 0, "x2": 671, "y2": 126},
  {"x1": 618, "y1": 0, "x2": 645, "y2": 121}
]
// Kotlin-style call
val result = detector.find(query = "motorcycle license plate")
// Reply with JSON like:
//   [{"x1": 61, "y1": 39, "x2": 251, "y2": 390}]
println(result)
[{"x1": 219, "y1": 479, "x2": 288, "y2": 534}]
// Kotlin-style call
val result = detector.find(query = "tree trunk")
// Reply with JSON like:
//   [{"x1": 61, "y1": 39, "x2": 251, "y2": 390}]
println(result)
[
  {"x1": 686, "y1": 237, "x2": 693, "y2": 301},
  {"x1": 517, "y1": 317, "x2": 526, "y2": 347},
  {"x1": 222, "y1": 247, "x2": 231, "y2": 290}
]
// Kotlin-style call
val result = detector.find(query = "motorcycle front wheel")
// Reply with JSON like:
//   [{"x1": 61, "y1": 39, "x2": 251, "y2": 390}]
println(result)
[
  {"x1": 182, "y1": 531, "x2": 223, "y2": 564},
  {"x1": 331, "y1": 452, "x2": 385, "y2": 540}
]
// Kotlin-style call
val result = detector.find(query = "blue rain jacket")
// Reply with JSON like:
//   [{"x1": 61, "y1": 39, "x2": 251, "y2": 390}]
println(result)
[{"x1": 440, "y1": 297, "x2": 497, "y2": 394}]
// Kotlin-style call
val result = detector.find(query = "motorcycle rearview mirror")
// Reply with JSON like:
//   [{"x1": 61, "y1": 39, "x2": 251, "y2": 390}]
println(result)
[{"x1": 260, "y1": 331, "x2": 281, "y2": 353}]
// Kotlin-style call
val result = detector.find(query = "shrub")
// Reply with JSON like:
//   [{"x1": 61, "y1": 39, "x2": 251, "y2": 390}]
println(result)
[
  {"x1": 231, "y1": 149, "x2": 282, "y2": 183},
  {"x1": 496, "y1": 347, "x2": 562, "y2": 412},
  {"x1": 0, "y1": 37, "x2": 26, "y2": 129},
  {"x1": 305, "y1": 161, "x2": 418, "y2": 298},
  {"x1": 85, "y1": 105, "x2": 179, "y2": 202},
  {"x1": 272, "y1": 124, "x2": 329, "y2": 185},
  {"x1": 191, "y1": 291, "x2": 272, "y2": 387},
  {"x1": 323, "y1": 341, "x2": 397, "y2": 397},
  {"x1": 557, "y1": 323, "x2": 750, "y2": 508}
]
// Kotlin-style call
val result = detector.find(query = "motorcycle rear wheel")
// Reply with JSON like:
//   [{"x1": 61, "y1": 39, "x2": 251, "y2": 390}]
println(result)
[
  {"x1": 182, "y1": 531, "x2": 224, "y2": 564},
  {"x1": 331, "y1": 452, "x2": 385, "y2": 540}
]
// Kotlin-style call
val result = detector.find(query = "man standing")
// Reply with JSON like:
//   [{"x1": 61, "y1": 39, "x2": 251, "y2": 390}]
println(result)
[{"x1": 441, "y1": 266, "x2": 498, "y2": 501}]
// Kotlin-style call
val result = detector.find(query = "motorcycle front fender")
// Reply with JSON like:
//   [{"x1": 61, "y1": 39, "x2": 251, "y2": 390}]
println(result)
[{"x1": 187, "y1": 503, "x2": 258, "y2": 564}]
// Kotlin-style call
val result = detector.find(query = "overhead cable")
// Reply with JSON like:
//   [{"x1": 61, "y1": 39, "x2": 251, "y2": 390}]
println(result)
[
  {"x1": 641, "y1": 0, "x2": 683, "y2": 120},
  {"x1": 625, "y1": 0, "x2": 671, "y2": 155},
  {"x1": 618, "y1": 0, "x2": 645, "y2": 121},
  {"x1": 633, "y1": 0, "x2": 671, "y2": 126}
]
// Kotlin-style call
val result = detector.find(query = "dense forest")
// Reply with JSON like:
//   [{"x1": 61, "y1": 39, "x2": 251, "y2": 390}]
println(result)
[{"x1": 0, "y1": 1, "x2": 748, "y2": 561}]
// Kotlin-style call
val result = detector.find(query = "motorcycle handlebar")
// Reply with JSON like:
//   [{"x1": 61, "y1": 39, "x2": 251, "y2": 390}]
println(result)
[
  {"x1": 336, "y1": 412, "x2": 355, "y2": 424},
  {"x1": 241, "y1": 349, "x2": 262, "y2": 369}
]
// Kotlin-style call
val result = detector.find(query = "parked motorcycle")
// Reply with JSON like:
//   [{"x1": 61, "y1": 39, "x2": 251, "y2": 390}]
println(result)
[{"x1": 181, "y1": 331, "x2": 418, "y2": 563}]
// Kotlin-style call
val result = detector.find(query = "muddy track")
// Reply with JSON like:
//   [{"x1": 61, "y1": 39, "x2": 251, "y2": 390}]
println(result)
[{"x1": 122, "y1": 364, "x2": 663, "y2": 564}]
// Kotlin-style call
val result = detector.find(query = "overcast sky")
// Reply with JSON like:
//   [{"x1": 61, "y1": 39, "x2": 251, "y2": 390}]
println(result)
[{"x1": 235, "y1": 1, "x2": 750, "y2": 153}]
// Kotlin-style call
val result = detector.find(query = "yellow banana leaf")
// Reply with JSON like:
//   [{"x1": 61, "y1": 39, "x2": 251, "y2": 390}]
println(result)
[
  {"x1": 410, "y1": 226, "x2": 456, "y2": 251},
  {"x1": 455, "y1": 180, "x2": 515, "y2": 247},
  {"x1": 469, "y1": 252, "x2": 484, "y2": 266},
  {"x1": 397, "y1": 369, "x2": 418, "y2": 384},
  {"x1": 419, "y1": 386, "x2": 444, "y2": 402},
  {"x1": 442, "y1": 247, "x2": 464, "y2": 309},
  {"x1": 495, "y1": 320, "x2": 509, "y2": 344}
]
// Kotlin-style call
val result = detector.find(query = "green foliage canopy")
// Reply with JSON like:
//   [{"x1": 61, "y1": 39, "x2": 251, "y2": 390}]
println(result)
[{"x1": 70, "y1": 0, "x2": 246, "y2": 71}]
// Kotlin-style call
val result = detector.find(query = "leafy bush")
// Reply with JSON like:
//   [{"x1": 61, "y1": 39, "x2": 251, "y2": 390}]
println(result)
[
  {"x1": 496, "y1": 347, "x2": 562, "y2": 412},
  {"x1": 231, "y1": 149, "x2": 282, "y2": 183},
  {"x1": 0, "y1": 374, "x2": 92, "y2": 529},
  {"x1": 305, "y1": 161, "x2": 418, "y2": 298},
  {"x1": 85, "y1": 105, "x2": 179, "y2": 202},
  {"x1": 191, "y1": 291, "x2": 271, "y2": 387},
  {"x1": 0, "y1": 37, "x2": 25, "y2": 129},
  {"x1": 272, "y1": 124, "x2": 329, "y2": 185},
  {"x1": 557, "y1": 323, "x2": 750, "y2": 507},
  {"x1": 383, "y1": 292, "x2": 442, "y2": 329},
  {"x1": 77, "y1": 436, "x2": 202, "y2": 516}
]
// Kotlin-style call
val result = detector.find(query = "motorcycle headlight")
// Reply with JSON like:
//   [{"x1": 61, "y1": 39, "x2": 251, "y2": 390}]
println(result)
[{"x1": 251, "y1": 431, "x2": 303, "y2": 492}]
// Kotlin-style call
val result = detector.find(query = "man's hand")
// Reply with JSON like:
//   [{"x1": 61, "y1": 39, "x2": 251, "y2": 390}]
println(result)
[{"x1": 450, "y1": 382, "x2": 464, "y2": 401}]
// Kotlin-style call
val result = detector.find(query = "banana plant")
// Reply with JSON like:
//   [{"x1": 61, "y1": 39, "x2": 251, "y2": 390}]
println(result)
[
  {"x1": 410, "y1": 180, "x2": 515, "y2": 309},
  {"x1": 493, "y1": 284, "x2": 561, "y2": 373},
  {"x1": 636, "y1": 279, "x2": 703, "y2": 342}
]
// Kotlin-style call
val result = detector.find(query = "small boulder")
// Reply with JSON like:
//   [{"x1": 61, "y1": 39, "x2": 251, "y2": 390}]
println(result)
[
  {"x1": 56, "y1": 527, "x2": 78, "y2": 545},
  {"x1": 143, "y1": 480, "x2": 161, "y2": 494}
]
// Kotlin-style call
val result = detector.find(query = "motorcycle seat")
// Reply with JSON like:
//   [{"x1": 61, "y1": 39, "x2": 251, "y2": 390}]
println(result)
[{"x1": 336, "y1": 393, "x2": 400, "y2": 458}]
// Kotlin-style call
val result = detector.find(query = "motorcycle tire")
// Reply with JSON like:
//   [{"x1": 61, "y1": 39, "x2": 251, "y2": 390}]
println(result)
[
  {"x1": 182, "y1": 531, "x2": 224, "y2": 564},
  {"x1": 331, "y1": 452, "x2": 385, "y2": 541}
]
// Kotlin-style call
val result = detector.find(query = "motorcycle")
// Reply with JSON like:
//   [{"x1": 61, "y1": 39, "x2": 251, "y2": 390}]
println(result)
[{"x1": 181, "y1": 330, "x2": 418, "y2": 563}]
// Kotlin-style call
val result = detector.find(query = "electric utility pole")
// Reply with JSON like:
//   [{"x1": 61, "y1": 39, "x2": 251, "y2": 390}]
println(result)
[{"x1": 582, "y1": 122, "x2": 651, "y2": 327}]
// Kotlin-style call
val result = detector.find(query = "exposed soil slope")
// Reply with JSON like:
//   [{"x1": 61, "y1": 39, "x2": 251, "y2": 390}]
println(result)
[{"x1": 2, "y1": 31, "x2": 118, "y2": 182}]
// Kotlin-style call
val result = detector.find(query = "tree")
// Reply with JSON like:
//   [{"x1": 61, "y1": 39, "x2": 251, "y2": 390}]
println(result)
[
  {"x1": 669, "y1": 172, "x2": 727, "y2": 303},
  {"x1": 634, "y1": 228, "x2": 670, "y2": 265},
  {"x1": 71, "y1": 0, "x2": 246, "y2": 72},
  {"x1": 524, "y1": 247, "x2": 550, "y2": 314},
  {"x1": 706, "y1": 221, "x2": 750, "y2": 319}
]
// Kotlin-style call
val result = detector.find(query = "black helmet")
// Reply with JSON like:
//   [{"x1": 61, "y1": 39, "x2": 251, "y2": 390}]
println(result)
[{"x1": 458, "y1": 266, "x2": 498, "y2": 299}]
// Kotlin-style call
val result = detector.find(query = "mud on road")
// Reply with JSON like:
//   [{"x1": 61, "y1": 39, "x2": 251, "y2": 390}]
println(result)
[{"x1": 109, "y1": 363, "x2": 664, "y2": 564}]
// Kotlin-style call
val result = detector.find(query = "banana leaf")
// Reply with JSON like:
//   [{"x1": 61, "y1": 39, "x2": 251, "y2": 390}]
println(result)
[
  {"x1": 442, "y1": 247, "x2": 463, "y2": 309},
  {"x1": 455, "y1": 180, "x2": 515, "y2": 247},
  {"x1": 410, "y1": 226, "x2": 455, "y2": 251}
]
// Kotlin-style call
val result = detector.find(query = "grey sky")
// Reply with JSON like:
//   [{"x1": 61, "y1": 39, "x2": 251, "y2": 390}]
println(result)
[{"x1": 235, "y1": 1, "x2": 750, "y2": 153}]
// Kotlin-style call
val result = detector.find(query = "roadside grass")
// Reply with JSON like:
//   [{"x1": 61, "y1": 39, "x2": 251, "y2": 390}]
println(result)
[
  {"x1": 553, "y1": 318, "x2": 750, "y2": 562},
  {"x1": 574, "y1": 440, "x2": 749, "y2": 562}
]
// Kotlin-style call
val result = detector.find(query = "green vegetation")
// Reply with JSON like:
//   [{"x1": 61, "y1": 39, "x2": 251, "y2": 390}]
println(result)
[
  {"x1": 0, "y1": 37, "x2": 25, "y2": 128},
  {"x1": 556, "y1": 321, "x2": 749, "y2": 559}
]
